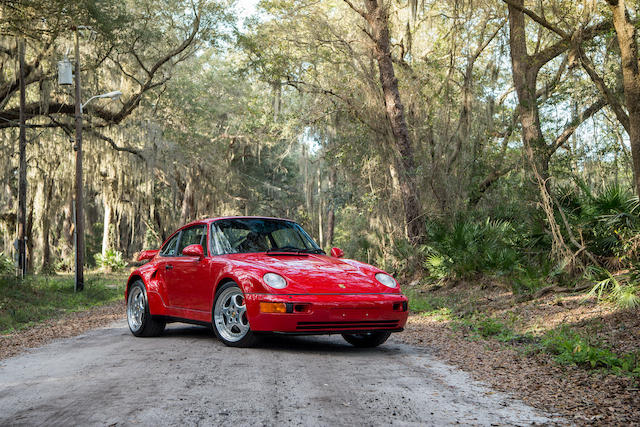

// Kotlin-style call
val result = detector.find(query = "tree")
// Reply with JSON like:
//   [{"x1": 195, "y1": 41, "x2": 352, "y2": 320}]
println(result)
[
  {"x1": 603, "y1": 0, "x2": 640, "y2": 198},
  {"x1": 340, "y1": 1, "x2": 424, "y2": 242}
]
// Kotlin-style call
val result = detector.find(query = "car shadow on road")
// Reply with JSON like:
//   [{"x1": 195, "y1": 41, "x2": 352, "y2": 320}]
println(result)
[{"x1": 159, "y1": 323, "x2": 402, "y2": 355}]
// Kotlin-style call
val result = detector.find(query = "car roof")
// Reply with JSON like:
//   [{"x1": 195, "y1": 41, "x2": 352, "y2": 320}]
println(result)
[
  {"x1": 160, "y1": 216, "x2": 298, "y2": 249},
  {"x1": 180, "y1": 216, "x2": 295, "y2": 229}
]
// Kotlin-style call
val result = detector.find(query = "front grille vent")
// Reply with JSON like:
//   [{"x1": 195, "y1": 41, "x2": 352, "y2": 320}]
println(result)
[{"x1": 296, "y1": 320, "x2": 398, "y2": 331}]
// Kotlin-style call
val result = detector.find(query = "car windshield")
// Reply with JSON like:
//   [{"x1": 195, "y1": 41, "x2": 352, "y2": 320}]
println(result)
[{"x1": 210, "y1": 218, "x2": 323, "y2": 255}]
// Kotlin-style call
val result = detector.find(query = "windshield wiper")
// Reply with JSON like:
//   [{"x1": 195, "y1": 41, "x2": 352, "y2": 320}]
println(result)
[
  {"x1": 297, "y1": 248, "x2": 325, "y2": 254},
  {"x1": 266, "y1": 246, "x2": 301, "y2": 253},
  {"x1": 266, "y1": 246, "x2": 325, "y2": 254}
]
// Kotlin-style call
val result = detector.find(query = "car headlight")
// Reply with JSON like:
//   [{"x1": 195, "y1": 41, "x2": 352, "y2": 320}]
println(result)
[
  {"x1": 375, "y1": 273, "x2": 397, "y2": 288},
  {"x1": 263, "y1": 273, "x2": 287, "y2": 289}
]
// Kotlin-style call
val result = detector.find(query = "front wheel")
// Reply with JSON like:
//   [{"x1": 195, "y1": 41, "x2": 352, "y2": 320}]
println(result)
[
  {"x1": 212, "y1": 282, "x2": 258, "y2": 347},
  {"x1": 127, "y1": 281, "x2": 165, "y2": 337},
  {"x1": 342, "y1": 331, "x2": 391, "y2": 348}
]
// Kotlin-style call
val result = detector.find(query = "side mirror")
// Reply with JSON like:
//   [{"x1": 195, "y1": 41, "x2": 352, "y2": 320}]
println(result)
[
  {"x1": 330, "y1": 247, "x2": 344, "y2": 258},
  {"x1": 182, "y1": 244, "x2": 204, "y2": 259},
  {"x1": 138, "y1": 249, "x2": 159, "y2": 262}
]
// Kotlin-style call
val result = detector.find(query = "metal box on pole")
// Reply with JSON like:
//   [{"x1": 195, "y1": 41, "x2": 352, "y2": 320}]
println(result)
[{"x1": 58, "y1": 57, "x2": 73, "y2": 85}]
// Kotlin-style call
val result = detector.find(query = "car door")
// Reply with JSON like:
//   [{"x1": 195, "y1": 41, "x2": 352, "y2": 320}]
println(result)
[
  {"x1": 156, "y1": 231, "x2": 181, "y2": 305},
  {"x1": 166, "y1": 224, "x2": 211, "y2": 311}
]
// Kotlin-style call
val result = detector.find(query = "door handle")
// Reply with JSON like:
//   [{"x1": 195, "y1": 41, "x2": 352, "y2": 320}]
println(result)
[{"x1": 165, "y1": 264, "x2": 173, "y2": 270}]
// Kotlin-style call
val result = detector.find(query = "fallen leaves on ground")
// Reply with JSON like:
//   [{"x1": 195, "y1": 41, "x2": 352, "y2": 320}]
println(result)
[
  {"x1": 0, "y1": 302, "x2": 125, "y2": 361},
  {"x1": 398, "y1": 282, "x2": 640, "y2": 426}
]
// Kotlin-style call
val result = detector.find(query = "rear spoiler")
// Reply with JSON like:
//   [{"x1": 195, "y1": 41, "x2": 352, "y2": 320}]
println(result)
[{"x1": 137, "y1": 249, "x2": 159, "y2": 262}]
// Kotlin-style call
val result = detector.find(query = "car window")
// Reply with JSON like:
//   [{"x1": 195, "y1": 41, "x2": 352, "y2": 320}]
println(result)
[
  {"x1": 210, "y1": 218, "x2": 321, "y2": 254},
  {"x1": 177, "y1": 225, "x2": 207, "y2": 256},
  {"x1": 272, "y1": 228, "x2": 306, "y2": 248},
  {"x1": 160, "y1": 233, "x2": 180, "y2": 257}
]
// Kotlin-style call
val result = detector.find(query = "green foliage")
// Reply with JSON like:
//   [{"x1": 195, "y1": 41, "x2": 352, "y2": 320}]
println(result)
[
  {"x1": 332, "y1": 207, "x2": 373, "y2": 261},
  {"x1": 457, "y1": 314, "x2": 530, "y2": 343},
  {"x1": 474, "y1": 316, "x2": 507, "y2": 338},
  {"x1": 94, "y1": 250, "x2": 127, "y2": 272},
  {"x1": 0, "y1": 275, "x2": 124, "y2": 334},
  {"x1": 541, "y1": 327, "x2": 640, "y2": 376},
  {"x1": 0, "y1": 253, "x2": 13, "y2": 275},
  {"x1": 423, "y1": 217, "x2": 522, "y2": 280},
  {"x1": 423, "y1": 254, "x2": 451, "y2": 280},
  {"x1": 405, "y1": 290, "x2": 448, "y2": 314},
  {"x1": 588, "y1": 267, "x2": 640, "y2": 309},
  {"x1": 556, "y1": 182, "x2": 640, "y2": 262}
]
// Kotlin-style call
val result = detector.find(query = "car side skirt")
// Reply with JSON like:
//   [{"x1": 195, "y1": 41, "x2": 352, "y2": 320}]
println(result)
[
  {"x1": 152, "y1": 315, "x2": 211, "y2": 328},
  {"x1": 265, "y1": 328, "x2": 404, "y2": 336}
]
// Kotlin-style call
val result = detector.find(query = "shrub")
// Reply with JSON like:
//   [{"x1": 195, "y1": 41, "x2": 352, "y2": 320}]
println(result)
[
  {"x1": 0, "y1": 253, "x2": 13, "y2": 275},
  {"x1": 423, "y1": 217, "x2": 522, "y2": 280},
  {"x1": 588, "y1": 267, "x2": 640, "y2": 309},
  {"x1": 94, "y1": 249, "x2": 126, "y2": 272},
  {"x1": 556, "y1": 182, "x2": 640, "y2": 263}
]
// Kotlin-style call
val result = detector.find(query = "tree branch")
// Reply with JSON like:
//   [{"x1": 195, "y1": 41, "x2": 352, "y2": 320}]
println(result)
[
  {"x1": 342, "y1": 0, "x2": 367, "y2": 19},
  {"x1": 550, "y1": 98, "x2": 606, "y2": 154},
  {"x1": 87, "y1": 129, "x2": 145, "y2": 160},
  {"x1": 578, "y1": 46, "x2": 630, "y2": 132},
  {"x1": 501, "y1": 0, "x2": 568, "y2": 38}
]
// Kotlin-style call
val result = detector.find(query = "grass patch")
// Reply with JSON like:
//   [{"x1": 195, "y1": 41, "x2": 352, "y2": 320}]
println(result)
[
  {"x1": 456, "y1": 314, "x2": 534, "y2": 344},
  {"x1": 541, "y1": 326, "x2": 640, "y2": 377},
  {"x1": 405, "y1": 290, "x2": 452, "y2": 319},
  {"x1": 0, "y1": 273, "x2": 125, "y2": 334}
]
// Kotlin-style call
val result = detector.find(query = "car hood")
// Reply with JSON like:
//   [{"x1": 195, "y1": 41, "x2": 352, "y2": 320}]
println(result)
[{"x1": 226, "y1": 253, "x2": 398, "y2": 294}]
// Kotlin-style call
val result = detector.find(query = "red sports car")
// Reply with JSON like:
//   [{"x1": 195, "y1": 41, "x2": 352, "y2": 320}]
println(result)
[{"x1": 125, "y1": 216, "x2": 408, "y2": 347}]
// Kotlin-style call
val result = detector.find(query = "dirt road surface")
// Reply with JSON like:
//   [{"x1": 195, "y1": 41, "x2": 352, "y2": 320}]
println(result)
[{"x1": 0, "y1": 320, "x2": 559, "y2": 426}]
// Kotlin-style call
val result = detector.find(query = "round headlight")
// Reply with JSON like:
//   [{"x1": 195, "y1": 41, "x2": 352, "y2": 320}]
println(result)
[
  {"x1": 263, "y1": 273, "x2": 287, "y2": 289},
  {"x1": 375, "y1": 273, "x2": 397, "y2": 288}
]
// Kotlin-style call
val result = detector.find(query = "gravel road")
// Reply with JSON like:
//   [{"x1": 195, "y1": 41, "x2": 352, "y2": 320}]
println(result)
[{"x1": 0, "y1": 320, "x2": 559, "y2": 426}]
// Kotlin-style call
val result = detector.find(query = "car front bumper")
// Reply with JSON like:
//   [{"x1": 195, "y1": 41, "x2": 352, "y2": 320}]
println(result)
[{"x1": 244, "y1": 293, "x2": 409, "y2": 334}]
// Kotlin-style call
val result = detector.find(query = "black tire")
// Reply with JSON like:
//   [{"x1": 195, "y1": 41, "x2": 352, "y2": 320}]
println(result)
[
  {"x1": 127, "y1": 281, "x2": 166, "y2": 337},
  {"x1": 211, "y1": 282, "x2": 259, "y2": 347},
  {"x1": 342, "y1": 331, "x2": 391, "y2": 348}
]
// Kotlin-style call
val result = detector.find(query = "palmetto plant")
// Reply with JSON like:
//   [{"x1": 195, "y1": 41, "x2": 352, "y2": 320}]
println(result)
[
  {"x1": 587, "y1": 267, "x2": 640, "y2": 309},
  {"x1": 94, "y1": 249, "x2": 126, "y2": 272},
  {"x1": 423, "y1": 217, "x2": 521, "y2": 279},
  {"x1": 556, "y1": 182, "x2": 640, "y2": 262}
]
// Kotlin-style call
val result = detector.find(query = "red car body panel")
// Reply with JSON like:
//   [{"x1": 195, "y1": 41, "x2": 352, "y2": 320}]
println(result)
[{"x1": 126, "y1": 217, "x2": 408, "y2": 334}]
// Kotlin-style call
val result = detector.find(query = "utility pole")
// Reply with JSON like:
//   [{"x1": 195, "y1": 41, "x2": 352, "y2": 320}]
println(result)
[
  {"x1": 74, "y1": 28, "x2": 84, "y2": 292},
  {"x1": 17, "y1": 38, "x2": 27, "y2": 279}
]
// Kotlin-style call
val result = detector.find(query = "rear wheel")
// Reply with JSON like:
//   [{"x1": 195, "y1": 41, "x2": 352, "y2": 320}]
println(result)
[
  {"x1": 212, "y1": 282, "x2": 258, "y2": 347},
  {"x1": 127, "y1": 281, "x2": 165, "y2": 337},
  {"x1": 342, "y1": 331, "x2": 391, "y2": 348}
]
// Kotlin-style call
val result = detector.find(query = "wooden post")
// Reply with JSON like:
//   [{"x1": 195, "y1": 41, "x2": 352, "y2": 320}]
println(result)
[
  {"x1": 74, "y1": 28, "x2": 84, "y2": 292},
  {"x1": 17, "y1": 38, "x2": 27, "y2": 279}
]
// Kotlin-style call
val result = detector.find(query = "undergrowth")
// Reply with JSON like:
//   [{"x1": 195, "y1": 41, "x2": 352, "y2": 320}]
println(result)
[
  {"x1": 407, "y1": 290, "x2": 640, "y2": 377},
  {"x1": 0, "y1": 274, "x2": 125, "y2": 334},
  {"x1": 542, "y1": 327, "x2": 640, "y2": 376}
]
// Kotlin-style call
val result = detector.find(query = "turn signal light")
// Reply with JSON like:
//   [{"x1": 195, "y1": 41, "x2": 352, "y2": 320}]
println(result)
[
  {"x1": 260, "y1": 302, "x2": 288, "y2": 313},
  {"x1": 393, "y1": 302, "x2": 408, "y2": 312}
]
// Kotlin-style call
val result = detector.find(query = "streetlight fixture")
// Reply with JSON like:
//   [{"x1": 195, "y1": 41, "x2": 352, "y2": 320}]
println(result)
[
  {"x1": 81, "y1": 90, "x2": 122, "y2": 113},
  {"x1": 59, "y1": 28, "x2": 122, "y2": 292}
]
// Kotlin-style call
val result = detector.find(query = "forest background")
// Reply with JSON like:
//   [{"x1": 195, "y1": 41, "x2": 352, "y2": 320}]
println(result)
[{"x1": 1, "y1": 0, "x2": 640, "y2": 308}]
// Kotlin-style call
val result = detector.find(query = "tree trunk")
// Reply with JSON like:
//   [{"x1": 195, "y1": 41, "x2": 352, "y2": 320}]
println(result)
[
  {"x1": 61, "y1": 195, "x2": 74, "y2": 265},
  {"x1": 607, "y1": 0, "x2": 640, "y2": 198},
  {"x1": 325, "y1": 168, "x2": 336, "y2": 247},
  {"x1": 507, "y1": 0, "x2": 550, "y2": 183},
  {"x1": 317, "y1": 168, "x2": 324, "y2": 248},
  {"x1": 41, "y1": 178, "x2": 54, "y2": 273},
  {"x1": 26, "y1": 205, "x2": 34, "y2": 273},
  {"x1": 180, "y1": 174, "x2": 194, "y2": 224},
  {"x1": 362, "y1": 0, "x2": 424, "y2": 243},
  {"x1": 101, "y1": 195, "x2": 111, "y2": 256}
]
